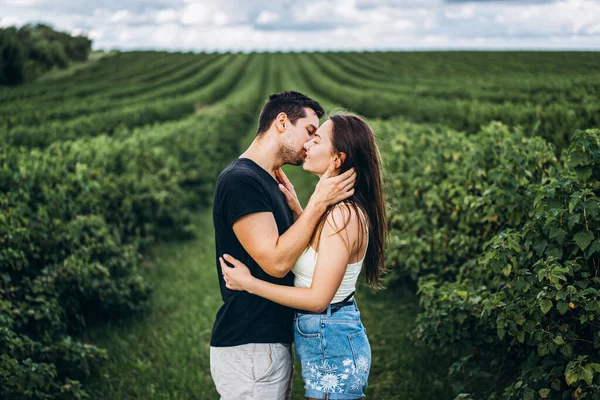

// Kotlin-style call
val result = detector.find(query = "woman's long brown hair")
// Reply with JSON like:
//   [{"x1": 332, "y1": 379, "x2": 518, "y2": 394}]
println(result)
[{"x1": 310, "y1": 112, "x2": 388, "y2": 288}]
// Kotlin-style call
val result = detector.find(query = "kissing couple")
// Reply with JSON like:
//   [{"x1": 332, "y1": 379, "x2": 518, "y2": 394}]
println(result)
[{"x1": 210, "y1": 91, "x2": 387, "y2": 400}]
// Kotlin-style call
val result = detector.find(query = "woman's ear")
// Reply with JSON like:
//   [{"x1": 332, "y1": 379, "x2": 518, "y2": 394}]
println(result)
[{"x1": 335, "y1": 152, "x2": 347, "y2": 168}]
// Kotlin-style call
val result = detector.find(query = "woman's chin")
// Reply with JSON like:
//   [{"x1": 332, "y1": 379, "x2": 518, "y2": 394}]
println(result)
[{"x1": 302, "y1": 160, "x2": 324, "y2": 175}]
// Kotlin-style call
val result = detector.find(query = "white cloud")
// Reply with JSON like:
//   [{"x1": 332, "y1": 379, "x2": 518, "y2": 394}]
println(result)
[
  {"x1": 445, "y1": 5, "x2": 475, "y2": 20},
  {"x1": 588, "y1": 24, "x2": 600, "y2": 34},
  {"x1": 393, "y1": 20, "x2": 417, "y2": 30},
  {"x1": 0, "y1": 0, "x2": 598, "y2": 50},
  {"x1": 290, "y1": 0, "x2": 392, "y2": 26},
  {"x1": 213, "y1": 11, "x2": 228, "y2": 26},
  {"x1": 174, "y1": 2, "x2": 229, "y2": 26},
  {"x1": 0, "y1": 15, "x2": 22, "y2": 27},
  {"x1": 0, "y1": 0, "x2": 43, "y2": 5},
  {"x1": 256, "y1": 10, "x2": 280, "y2": 25},
  {"x1": 156, "y1": 8, "x2": 177, "y2": 23},
  {"x1": 109, "y1": 10, "x2": 130, "y2": 23},
  {"x1": 179, "y1": 3, "x2": 211, "y2": 25},
  {"x1": 87, "y1": 29, "x2": 103, "y2": 40},
  {"x1": 480, "y1": 0, "x2": 600, "y2": 38}
]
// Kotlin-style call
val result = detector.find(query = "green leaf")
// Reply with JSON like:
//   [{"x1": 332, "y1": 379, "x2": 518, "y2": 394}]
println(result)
[
  {"x1": 569, "y1": 191, "x2": 584, "y2": 212},
  {"x1": 551, "y1": 272, "x2": 567, "y2": 284},
  {"x1": 567, "y1": 285, "x2": 578, "y2": 294},
  {"x1": 533, "y1": 238, "x2": 548, "y2": 256},
  {"x1": 560, "y1": 344, "x2": 574, "y2": 358},
  {"x1": 546, "y1": 246, "x2": 563, "y2": 259},
  {"x1": 568, "y1": 214, "x2": 580, "y2": 230},
  {"x1": 514, "y1": 381, "x2": 523, "y2": 389},
  {"x1": 557, "y1": 302, "x2": 569, "y2": 315},
  {"x1": 549, "y1": 227, "x2": 567, "y2": 244},
  {"x1": 589, "y1": 363, "x2": 600, "y2": 372},
  {"x1": 544, "y1": 216, "x2": 557, "y2": 229},
  {"x1": 540, "y1": 299, "x2": 553, "y2": 315},
  {"x1": 538, "y1": 388, "x2": 551, "y2": 399},
  {"x1": 565, "y1": 369, "x2": 578, "y2": 386},
  {"x1": 554, "y1": 335, "x2": 565, "y2": 345},
  {"x1": 581, "y1": 365, "x2": 594, "y2": 385},
  {"x1": 587, "y1": 199, "x2": 600, "y2": 215},
  {"x1": 523, "y1": 320, "x2": 536, "y2": 333},
  {"x1": 569, "y1": 150, "x2": 587, "y2": 168},
  {"x1": 587, "y1": 239, "x2": 600, "y2": 258},
  {"x1": 574, "y1": 231, "x2": 594, "y2": 251},
  {"x1": 498, "y1": 328, "x2": 505, "y2": 341},
  {"x1": 502, "y1": 264, "x2": 512, "y2": 277}
]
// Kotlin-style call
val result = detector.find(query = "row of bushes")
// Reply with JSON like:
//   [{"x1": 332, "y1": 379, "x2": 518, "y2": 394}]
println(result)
[
  {"x1": 295, "y1": 53, "x2": 599, "y2": 152},
  {"x1": 1, "y1": 54, "x2": 250, "y2": 147},
  {"x1": 316, "y1": 52, "x2": 595, "y2": 109},
  {"x1": 0, "y1": 55, "x2": 267, "y2": 399},
  {"x1": 377, "y1": 120, "x2": 558, "y2": 282},
  {"x1": 379, "y1": 118, "x2": 599, "y2": 399},
  {"x1": 0, "y1": 52, "x2": 177, "y2": 103},
  {"x1": 1, "y1": 54, "x2": 226, "y2": 129},
  {"x1": 0, "y1": 24, "x2": 92, "y2": 85}
]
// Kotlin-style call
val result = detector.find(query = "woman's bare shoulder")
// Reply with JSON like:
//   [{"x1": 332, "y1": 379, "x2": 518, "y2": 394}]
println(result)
[{"x1": 325, "y1": 203, "x2": 361, "y2": 238}]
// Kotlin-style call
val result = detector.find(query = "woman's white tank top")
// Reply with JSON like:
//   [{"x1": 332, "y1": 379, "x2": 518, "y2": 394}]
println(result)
[{"x1": 292, "y1": 204, "x2": 369, "y2": 303}]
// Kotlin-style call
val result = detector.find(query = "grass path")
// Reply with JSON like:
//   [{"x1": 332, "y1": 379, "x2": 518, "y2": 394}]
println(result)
[{"x1": 83, "y1": 163, "x2": 452, "y2": 400}]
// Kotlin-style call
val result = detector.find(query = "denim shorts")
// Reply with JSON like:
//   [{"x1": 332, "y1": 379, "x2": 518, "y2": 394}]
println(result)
[{"x1": 294, "y1": 302, "x2": 371, "y2": 399}]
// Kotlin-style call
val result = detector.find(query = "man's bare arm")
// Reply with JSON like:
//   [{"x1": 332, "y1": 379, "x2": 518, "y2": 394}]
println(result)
[{"x1": 231, "y1": 163, "x2": 356, "y2": 278}]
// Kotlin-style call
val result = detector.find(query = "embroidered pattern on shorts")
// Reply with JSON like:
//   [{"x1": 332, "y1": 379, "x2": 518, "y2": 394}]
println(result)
[{"x1": 304, "y1": 356, "x2": 369, "y2": 393}]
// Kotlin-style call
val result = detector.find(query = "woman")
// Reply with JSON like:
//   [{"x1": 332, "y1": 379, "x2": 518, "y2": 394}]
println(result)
[{"x1": 220, "y1": 112, "x2": 387, "y2": 400}]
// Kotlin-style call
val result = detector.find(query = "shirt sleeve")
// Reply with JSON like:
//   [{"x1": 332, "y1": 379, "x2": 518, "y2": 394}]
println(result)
[{"x1": 220, "y1": 171, "x2": 272, "y2": 226}]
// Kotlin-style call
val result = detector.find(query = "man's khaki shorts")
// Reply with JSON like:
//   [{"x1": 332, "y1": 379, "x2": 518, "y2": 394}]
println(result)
[{"x1": 210, "y1": 343, "x2": 293, "y2": 400}]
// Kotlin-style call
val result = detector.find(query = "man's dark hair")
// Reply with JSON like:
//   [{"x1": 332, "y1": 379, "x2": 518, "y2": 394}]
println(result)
[{"x1": 256, "y1": 91, "x2": 324, "y2": 137}]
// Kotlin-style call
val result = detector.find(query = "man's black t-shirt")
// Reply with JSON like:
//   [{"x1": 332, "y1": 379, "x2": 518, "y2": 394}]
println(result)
[{"x1": 210, "y1": 158, "x2": 295, "y2": 347}]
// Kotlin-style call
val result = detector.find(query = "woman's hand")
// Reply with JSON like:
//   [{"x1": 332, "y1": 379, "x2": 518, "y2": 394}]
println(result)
[
  {"x1": 220, "y1": 254, "x2": 254, "y2": 291},
  {"x1": 275, "y1": 167, "x2": 303, "y2": 220}
]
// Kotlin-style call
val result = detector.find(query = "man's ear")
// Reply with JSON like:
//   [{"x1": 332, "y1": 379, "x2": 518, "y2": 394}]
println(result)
[{"x1": 276, "y1": 112, "x2": 288, "y2": 132}]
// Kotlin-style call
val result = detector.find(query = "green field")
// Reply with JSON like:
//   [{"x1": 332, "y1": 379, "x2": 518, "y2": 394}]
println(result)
[{"x1": 1, "y1": 51, "x2": 599, "y2": 400}]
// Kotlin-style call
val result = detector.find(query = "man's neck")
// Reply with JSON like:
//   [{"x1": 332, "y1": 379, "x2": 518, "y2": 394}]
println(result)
[{"x1": 239, "y1": 138, "x2": 282, "y2": 180}]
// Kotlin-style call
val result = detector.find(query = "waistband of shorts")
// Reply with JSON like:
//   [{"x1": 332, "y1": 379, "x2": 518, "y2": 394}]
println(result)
[{"x1": 295, "y1": 299, "x2": 356, "y2": 316}]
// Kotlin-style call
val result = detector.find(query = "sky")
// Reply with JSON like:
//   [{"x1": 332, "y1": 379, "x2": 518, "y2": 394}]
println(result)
[{"x1": 1, "y1": 0, "x2": 599, "y2": 51}]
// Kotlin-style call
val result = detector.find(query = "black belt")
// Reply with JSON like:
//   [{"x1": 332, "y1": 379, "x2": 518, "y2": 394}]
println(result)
[{"x1": 297, "y1": 291, "x2": 355, "y2": 315}]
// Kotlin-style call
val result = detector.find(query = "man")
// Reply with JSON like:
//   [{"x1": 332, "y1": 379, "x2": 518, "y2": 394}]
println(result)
[{"x1": 210, "y1": 91, "x2": 356, "y2": 399}]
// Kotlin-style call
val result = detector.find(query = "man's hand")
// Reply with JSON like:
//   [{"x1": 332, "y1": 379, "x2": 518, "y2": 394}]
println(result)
[{"x1": 308, "y1": 162, "x2": 356, "y2": 211}]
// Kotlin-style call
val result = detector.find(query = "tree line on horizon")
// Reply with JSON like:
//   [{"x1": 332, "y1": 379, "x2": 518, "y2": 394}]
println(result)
[{"x1": 0, "y1": 23, "x2": 92, "y2": 85}]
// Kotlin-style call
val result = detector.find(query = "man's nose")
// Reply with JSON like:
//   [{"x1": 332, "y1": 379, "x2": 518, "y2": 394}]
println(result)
[{"x1": 304, "y1": 141, "x2": 313, "y2": 151}]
